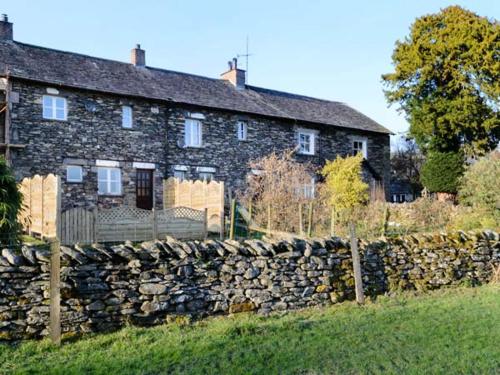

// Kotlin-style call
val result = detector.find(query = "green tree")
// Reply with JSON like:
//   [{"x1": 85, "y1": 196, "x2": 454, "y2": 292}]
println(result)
[
  {"x1": 321, "y1": 153, "x2": 368, "y2": 214},
  {"x1": 0, "y1": 157, "x2": 22, "y2": 244},
  {"x1": 383, "y1": 6, "x2": 500, "y2": 156},
  {"x1": 420, "y1": 151, "x2": 464, "y2": 194}
]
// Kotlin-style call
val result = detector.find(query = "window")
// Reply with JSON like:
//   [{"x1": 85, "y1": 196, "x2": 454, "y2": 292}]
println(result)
[
  {"x1": 97, "y1": 167, "x2": 121, "y2": 195},
  {"x1": 352, "y1": 138, "x2": 368, "y2": 158},
  {"x1": 237, "y1": 120, "x2": 247, "y2": 141},
  {"x1": 122, "y1": 106, "x2": 133, "y2": 128},
  {"x1": 297, "y1": 130, "x2": 316, "y2": 155},
  {"x1": 199, "y1": 172, "x2": 213, "y2": 182},
  {"x1": 66, "y1": 165, "x2": 83, "y2": 183},
  {"x1": 174, "y1": 170, "x2": 186, "y2": 180},
  {"x1": 184, "y1": 119, "x2": 202, "y2": 147},
  {"x1": 43, "y1": 95, "x2": 67, "y2": 120}
]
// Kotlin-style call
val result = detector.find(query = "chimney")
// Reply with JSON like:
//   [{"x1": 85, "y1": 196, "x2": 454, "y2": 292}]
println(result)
[
  {"x1": 0, "y1": 14, "x2": 13, "y2": 41},
  {"x1": 131, "y1": 44, "x2": 146, "y2": 67},
  {"x1": 220, "y1": 57, "x2": 246, "y2": 89}
]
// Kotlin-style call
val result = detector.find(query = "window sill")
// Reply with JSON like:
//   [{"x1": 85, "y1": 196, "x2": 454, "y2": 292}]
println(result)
[
  {"x1": 297, "y1": 152, "x2": 316, "y2": 156},
  {"x1": 42, "y1": 117, "x2": 67, "y2": 122},
  {"x1": 184, "y1": 145, "x2": 204, "y2": 149},
  {"x1": 98, "y1": 194, "x2": 124, "y2": 197},
  {"x1": 66, "y1": 181, "x2": 83, "y2": 184}
]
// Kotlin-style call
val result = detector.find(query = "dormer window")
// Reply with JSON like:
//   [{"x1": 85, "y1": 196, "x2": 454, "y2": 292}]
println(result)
[
  {"x1": 43, "y1": 95, "x2": 67, "y2": 121},
  {"x1": 237, "y1": 120, "x2": 248, "y2": 141},
  {"x1": 122, "y1": 106, "x2": 133, "y2": 128}
]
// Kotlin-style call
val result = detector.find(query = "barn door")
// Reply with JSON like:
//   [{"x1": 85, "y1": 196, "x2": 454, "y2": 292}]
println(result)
[{"x1": 136, "y1": 169, "x2": 153, "y2": 210}]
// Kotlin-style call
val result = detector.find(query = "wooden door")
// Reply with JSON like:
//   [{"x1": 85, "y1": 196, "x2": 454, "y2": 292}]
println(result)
[{"x1": 136, "y1": 169, "x2": 153, "y2": 210}]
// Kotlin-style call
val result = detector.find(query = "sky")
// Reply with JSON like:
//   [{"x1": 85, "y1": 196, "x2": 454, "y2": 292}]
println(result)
[{"x1": 3, "y1": 1, "x2": 499, "y2": 141}]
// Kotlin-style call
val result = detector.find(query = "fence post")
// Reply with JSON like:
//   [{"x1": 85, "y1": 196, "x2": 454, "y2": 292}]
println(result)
[
  {"x1": 267, "y1": 204, "x2": 271, "y2": 235},
  {"x1": 152, "y1": 208, "x2": 157, "y2": 239},
  {"x1": 330, "y1": 207, "x2": 335, "y2": 237},
  {"x1": 298, "y1": 203, "x2": 303, "y2": 236},
  {"x1": 203, "y1": 208, "x2": 208, "y2": 240},
  {"x1": 219, "y1": 211, "x2": 225, "y2": 240},
  {"x1": 382, "y1": 204, "x2": 389, "y2": 237},
  {"x1": 49, "y1": 238, "x2": 61, "y2": 345},
  {"x1": 307, "y1": 201, "x2": 314, "y2": 237},
  {"x1": 229, "y1": 198, "x2": 236, "y2": 240},
  {"x1": 349, "y1": 222, "x2": 365, "y2": 304},
  {"x1": 93, "y1": 207, "x2": 99, "y2": 243}
]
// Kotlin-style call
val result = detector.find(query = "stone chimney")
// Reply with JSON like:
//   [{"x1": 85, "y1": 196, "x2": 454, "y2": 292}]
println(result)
[
  {"x1": 0, "y1": 14, "x2": 13, "y2": 41},
  {"x1": 221, "y1": 57, "x2": 246, "y2": 89},
  {"x1": 131, "y1": 44, "x2": 146, "y2": 67}
]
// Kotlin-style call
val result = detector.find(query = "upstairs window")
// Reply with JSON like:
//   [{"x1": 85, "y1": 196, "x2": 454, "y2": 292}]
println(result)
[
  {"x1": 297, "y1": 129, "x2": 316, "y2": 155},
  {"x1": 43, "y1": 95, "x2": 67, "y2": 120},
  {"x1": 122, "y1": 106, "x2": 133, "y2": 128},
  {"x1": 237, "y1": 120, "x2": 248, "y2": 141},
  {"x1": 353, "y1": 138, "x2": 368, "y2": 158},
  {"x1": 66, "y1": 165, "x2": 83, "y2": 183},
  {"x1": 185, "y1": 119, "x2": 202, "y2": 147},
  {"x1": 97, "y1": 167, "x2": 122, "y2": 195}
]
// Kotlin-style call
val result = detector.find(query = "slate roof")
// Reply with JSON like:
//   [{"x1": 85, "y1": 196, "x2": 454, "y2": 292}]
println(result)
[{"x1": 0, "y1": 40, "x2": 391, "y2": 134}]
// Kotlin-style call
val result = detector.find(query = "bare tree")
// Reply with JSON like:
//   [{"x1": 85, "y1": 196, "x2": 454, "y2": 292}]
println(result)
[{"x1": 390, "y1": 136, "x2": 425, "y2": 197}]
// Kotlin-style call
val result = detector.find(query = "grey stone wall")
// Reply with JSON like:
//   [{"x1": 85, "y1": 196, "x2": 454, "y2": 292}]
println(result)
[
  {"x1": 8, "y1": 79, "x2": 390, "y2": 209},
  {"x1": 0, "y1": 231, "x2": 497, "y2": 340},
  {"x1": 9, "y1": 81, "x2": 168, "y2": 210},
  {"x1": 165, "y1": 107, "x2": 390, "y2": 195}
]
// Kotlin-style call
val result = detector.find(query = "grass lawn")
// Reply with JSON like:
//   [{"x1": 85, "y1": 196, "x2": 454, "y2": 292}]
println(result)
[{"x1": 1, "y1": 285, "x2": 499, "y2": 375}]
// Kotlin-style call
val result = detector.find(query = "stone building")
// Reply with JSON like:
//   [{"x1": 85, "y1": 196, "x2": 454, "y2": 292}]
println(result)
[{"x1": 0, "y1": 15, "x2": 391, "y2": 211}]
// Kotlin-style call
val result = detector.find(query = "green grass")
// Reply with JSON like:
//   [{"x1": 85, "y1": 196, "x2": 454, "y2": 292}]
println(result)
[{"x1": 1, "y1": 286, "x2": 499, "y2": 375}]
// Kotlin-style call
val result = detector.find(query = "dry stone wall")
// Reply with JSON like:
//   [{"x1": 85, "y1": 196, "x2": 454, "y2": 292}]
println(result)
[{"x1": 0, "y1": 231, "x2": 498, "y2": 340}]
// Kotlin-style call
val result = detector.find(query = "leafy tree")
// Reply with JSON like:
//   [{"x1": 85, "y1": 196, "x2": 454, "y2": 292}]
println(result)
[
  {"x1": 321, "y1": 153, "x2": 368, "y2": 214},
  {"x1": 420, "y1": 151, "x2": 464, "y2": 194},
  {"x1": 0, "y1": 157, "x2": 22, "y2": 244},
  {"x1": 383, "y1": 6, "x2": 500, "y2": 156}
]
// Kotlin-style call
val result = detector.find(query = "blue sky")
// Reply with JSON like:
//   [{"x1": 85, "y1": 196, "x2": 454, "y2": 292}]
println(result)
[{"x1": 3, "y1": 1, "x2": 499, "y2": 139}]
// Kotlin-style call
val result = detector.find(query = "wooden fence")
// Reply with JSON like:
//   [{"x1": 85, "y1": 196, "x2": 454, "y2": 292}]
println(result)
[
  {"x1": 163, "y1": 177, "x2": 224, "y2": 234},
  {"x1": 18, "y1": 174, "x2": 61, "y2": 238},
  {"x1": 60, "y1": 206, "x2": 207, "y2": 245}
]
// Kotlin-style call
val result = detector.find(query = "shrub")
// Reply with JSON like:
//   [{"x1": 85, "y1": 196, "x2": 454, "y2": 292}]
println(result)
[
  {"x1": 0, "y1": 157, "x2": 23, "y2": 244},
  {"x1": 454, "y1": 153, "x2": 500, "y2": 230},
  {"x1": 321, "y1": 153, "x2": 368, "y2": 214},
  {"x1": 420, "y1": 151, "x2": 464, "y2": 193}
]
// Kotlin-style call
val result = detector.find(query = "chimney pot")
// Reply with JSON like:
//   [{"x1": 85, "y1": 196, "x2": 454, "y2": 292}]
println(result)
[
  {"x1": 0, "y1": 14, "x2": 13, "y2": 41},
  {"x1": 221, "y1": 57, "x2": 246, "y2": 89},
  {"x1": 131, "y1": 44, "x2": 146, "y2": 67}
]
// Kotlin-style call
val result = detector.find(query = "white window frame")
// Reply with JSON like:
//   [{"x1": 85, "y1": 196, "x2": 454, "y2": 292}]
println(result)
[
  {"x1": 237, "y1": 120, "x2": 248, "y2": 141},
  {"x1": 122, "y1": 105, "x2": 133, "y2": 128},
  {"x1": 352, "y1": 137, "x2": 368, "y2": 158},
  {"x1": 66, "y1": 165, "x2": 83, "y2": 183},
  {"x1": 184, "y1": 119, "x2": 202, "y2": 147},
  {"x1": 297, "y1": 129, "x2": 316, "y2": 155},
  {"x1": 302, "y1": 177, "x2": 316, "y2": 199},
  {"x1": 42, "y1": 95, "x2": 67, "y2": 121},
  {"x1": 97, "y1": 167, "x2": 122, "y2": 195}
]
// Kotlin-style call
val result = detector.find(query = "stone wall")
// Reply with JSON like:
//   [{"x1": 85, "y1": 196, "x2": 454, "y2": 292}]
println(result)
[
  {"x1": 0, "y1": 231, "x2": 497, "y2": 340},
  {"x1": 8, "y1": 79, "x2": 390, "y2": 210}
]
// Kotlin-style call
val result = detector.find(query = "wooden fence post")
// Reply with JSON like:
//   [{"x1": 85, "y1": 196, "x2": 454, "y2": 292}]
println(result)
[
  {"x1": 330, "y1": 207, "x2": 335, "y2": 237},
  {"x1": 349, "y1": 222, "x2": 365, "y2": 304},
  {"x1": 229, "y1": 198, "x2": 236, "y2": 240},
  {"x1": 49, "y1": 238, "x2": 61, "y2": 345},
  {"x1": 203, "y1": 208, "x2": 208, "y2": 240},
  {"x1": 307, "y1": 201, "x2": 314, "y2": 237},
  {"x1": 267, "y1": 204, "x2": 271, "y2": 235},
  {"x1": 220, "y1": 211, "x2": 225, "y2": 240},
  {"x1": 298, "y1": 203, "x2": 303, "y2": 236},
  {"x1": 382, "y1": 204, "x2": 389, "y2": 237},
  {"x1": 152, "y1": 208, "x2": 157, "y2": 239}
]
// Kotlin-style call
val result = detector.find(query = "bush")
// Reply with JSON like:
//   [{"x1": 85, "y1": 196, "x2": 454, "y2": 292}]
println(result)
[
  {"x1": 0, "y1": 157, "x2": 23, "y2": 245},
  {"x1": 420, "y1": 151, "x2": 464, "y2": 193},
  {"x1": 454, "y1": 153, "x2": 500, "y2": 230}
]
